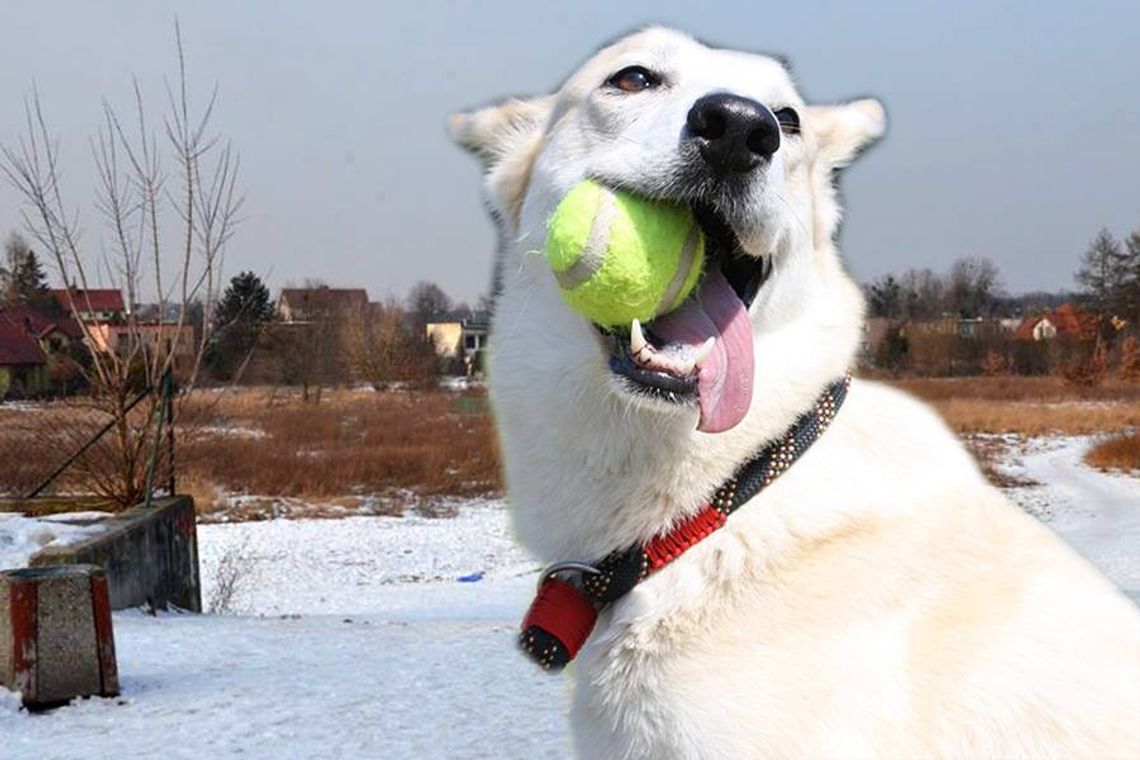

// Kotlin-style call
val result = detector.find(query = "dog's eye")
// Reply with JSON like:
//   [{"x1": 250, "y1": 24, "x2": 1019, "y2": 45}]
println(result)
[
  {"x1": 774, "y1": 107, "x2": 800, "y2": 135},
  {"x1": 606, "y1": 66, "x2": 660, "y2": 93}
]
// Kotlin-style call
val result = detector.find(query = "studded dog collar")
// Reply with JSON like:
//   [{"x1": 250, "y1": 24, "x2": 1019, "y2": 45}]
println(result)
[{"x1": 520, "y1": 374, "x2": 852, "y2": 670}]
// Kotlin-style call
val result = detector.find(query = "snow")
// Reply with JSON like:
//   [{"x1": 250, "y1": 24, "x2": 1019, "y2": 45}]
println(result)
[
  {"x1": 1, "y1": 611, "x2": 570, "y2": 759},
  {"x1": 0, "y1": 512, "x2": 107, "y2": 570},
  {"x1": 197, "y1": 424, "x2": 268, "y2": 440},
  {"x1": 197, "y1": 499, "x2": 538, "y2": 616},
  {"x1": 0, "y1": 436, "x2": 1136, "y2": 759},
  {"x1": 1000, "y1": 436, "x2": 1140, "y2": 602},
  {"x1": 2, "y1": 501, "x2": 571, "y2": 759}
]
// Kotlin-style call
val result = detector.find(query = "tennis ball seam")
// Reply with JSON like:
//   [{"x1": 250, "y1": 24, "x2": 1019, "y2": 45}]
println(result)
[{"x1": 544, "y1": 180, "x2": 705, "y2": 327}]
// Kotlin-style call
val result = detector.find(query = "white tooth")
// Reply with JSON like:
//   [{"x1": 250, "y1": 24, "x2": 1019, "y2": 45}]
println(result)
[
  {"x1": 693, "y1": 337, "x2": 716, "y2": 366},
  {"x1": 630, "y1": 319, "x2": 648, "y2": 359}
]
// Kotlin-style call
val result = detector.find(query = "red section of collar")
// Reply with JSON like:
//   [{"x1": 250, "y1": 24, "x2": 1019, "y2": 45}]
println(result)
[
  {"x1": 643, "y1": 505, "x2": 727, "y2": 572},
  {"x1": 521, "y1": 578, "x2": 598, "y2": 662},
  {"x1": 519, "y1": 504, "x2": 726, "y2": 665}
]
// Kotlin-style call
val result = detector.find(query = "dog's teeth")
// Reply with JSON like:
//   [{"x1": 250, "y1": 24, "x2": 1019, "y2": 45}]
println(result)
[
  {"x1": 630, "y1": 319, "x2": 649, "y2": 361},
  {"x1": 693, "y1": 337, "x2": 716, "y2": 367}
]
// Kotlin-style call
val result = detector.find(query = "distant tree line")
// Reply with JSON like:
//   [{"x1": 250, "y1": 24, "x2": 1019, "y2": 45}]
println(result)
[
  {"x1": 201, "y1": 273, "x2": 485, "y2": 400},
  {"x1": 863, "y1": 223, "x2": 1140, "y2": 382},
  {"x1": 1075, "y1": 227, "x2": 1140, "y2": 325}
]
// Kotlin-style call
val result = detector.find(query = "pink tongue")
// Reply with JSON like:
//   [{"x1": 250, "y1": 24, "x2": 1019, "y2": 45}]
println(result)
[{"x1": 650, "y1": 268, "x2": 754, "y2": 433}]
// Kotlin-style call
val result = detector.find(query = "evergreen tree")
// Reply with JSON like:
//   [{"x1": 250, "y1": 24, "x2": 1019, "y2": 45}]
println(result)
[
  {"x1": 867, "y1": 274, "x2": 903, "y2": 318},
  {"x1": 1075, "y1": 228, "x2": 1128, "y2": 317},
  {"x1": 206, "y1": 271, "x2": 275, "y2": 380},
  {"x1": 1122, "y1": 227, "x2": 1140, "y2": 324},
  {"x1": 2, "y1": 233, "x2": 52, "y2": 309}
]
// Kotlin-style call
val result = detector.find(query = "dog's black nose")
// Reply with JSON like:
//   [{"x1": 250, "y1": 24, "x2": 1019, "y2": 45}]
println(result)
[{"x1": 686, "y1": 94, "x2": 780, "y2": 173}]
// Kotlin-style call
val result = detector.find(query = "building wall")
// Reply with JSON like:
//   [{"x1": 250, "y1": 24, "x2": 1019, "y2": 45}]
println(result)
[
  {"x1": 0, "y1": 364, "x2": 50, "y2": 399},
  {"x1": 426, "y1": 323, "x2": 462, "y2": 358},
  {"x1": 85, "y1": 324, "x2": 197, "y2": 363}
]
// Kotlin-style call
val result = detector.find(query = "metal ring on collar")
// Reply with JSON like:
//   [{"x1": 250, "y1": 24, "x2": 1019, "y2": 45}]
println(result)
[{"x1": 537, "y1": 561, "x2": 601, "y2": 589}]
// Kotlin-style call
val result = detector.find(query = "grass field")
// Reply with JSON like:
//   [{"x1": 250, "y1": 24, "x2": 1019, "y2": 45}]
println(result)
[
  {"x1": 890, "y1": 376, "x2": 1140, "y2": 436},
  {"x1": 0, "y1": 376, "x2": 1135, "y2": 517}
]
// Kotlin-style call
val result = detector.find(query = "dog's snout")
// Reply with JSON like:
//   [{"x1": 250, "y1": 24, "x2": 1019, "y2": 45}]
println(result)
[{"x1": 686, "y1": 94, "x2": 780, "y2": 173}]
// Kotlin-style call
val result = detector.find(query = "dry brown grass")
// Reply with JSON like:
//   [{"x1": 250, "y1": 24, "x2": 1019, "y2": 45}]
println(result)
[
  {"x1": 2, "y1": 376, "x2": 1134, "y2": 519},
  {"x1": 927, "y1": 399, "x2": 1140, "y2": 436},
  {"x1": 1084, "y1": 433, "x2": 1140, "y2": 472},
  {"x1": 177, "y1": 387, "x2": 500, "y2": 500},
  {"x1": 0, "y1": 387, "x2": 500, "y2": 516},
  {"x1": 885, "y1": 376, "x2": 1140, "y2": 403},
  {"x1": 882, "y1": 376, "x2": 1140, "y2": 435}
]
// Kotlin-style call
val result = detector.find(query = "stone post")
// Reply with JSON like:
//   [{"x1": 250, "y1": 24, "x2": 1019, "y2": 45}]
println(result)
[{"x1": 0, "y1": 564, "x2": 119, "y2": 710}]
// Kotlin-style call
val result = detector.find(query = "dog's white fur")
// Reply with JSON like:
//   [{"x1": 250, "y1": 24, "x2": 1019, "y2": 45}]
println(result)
[{"x1": 452, "y1": 27, "x2": 1140, "y2": 759}]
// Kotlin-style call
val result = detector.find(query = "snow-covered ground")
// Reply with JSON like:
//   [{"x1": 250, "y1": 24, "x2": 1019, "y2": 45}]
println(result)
[
  {"x1": 0, "y1": 511, "x2": 108, "y2": 570},
  {"x1": 1001, "y1": 436, "x2": 1140, "y2": 603},
  {"x1": 2, "y1": 502, "x2": 571, "y2": 759},
  {"x1": 0, "y1": 436, "x2": 1136, "y2": 759}
]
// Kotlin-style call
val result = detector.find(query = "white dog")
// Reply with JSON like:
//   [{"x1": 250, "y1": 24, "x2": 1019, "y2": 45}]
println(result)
[{"x1": 451, "y1": 27, "x2": 1140, "y2": 759}]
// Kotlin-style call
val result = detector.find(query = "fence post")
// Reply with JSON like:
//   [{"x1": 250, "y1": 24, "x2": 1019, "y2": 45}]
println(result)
[{"x1": 164, "y1": 370, "x2": 175, "y2": 496}]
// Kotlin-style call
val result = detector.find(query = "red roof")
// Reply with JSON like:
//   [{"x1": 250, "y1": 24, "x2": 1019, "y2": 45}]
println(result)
[
  {"x1": 0, "y1": 320, "x2": 46, "y2": 366},
  {"x1": 0, "y1": 305, "x2": 83, "y2": 340},
  {"x1": 1013, "y1": 302, "x2": 1098, "y2": 341},
  {"x1": 51, "y1": 288, "x2": 125, "y2": 314}
]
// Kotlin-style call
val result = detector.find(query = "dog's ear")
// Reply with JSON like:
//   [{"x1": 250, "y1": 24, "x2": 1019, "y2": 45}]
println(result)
[
  {"x1": 449, "y1": 96, "x2": 554, "y2": 229},
  {"x1": 448, "y1": 96, "x2": 554, "y2": 166},
  {"x1": 806, "y1": 98, "x2": 886, "y2": 169}
]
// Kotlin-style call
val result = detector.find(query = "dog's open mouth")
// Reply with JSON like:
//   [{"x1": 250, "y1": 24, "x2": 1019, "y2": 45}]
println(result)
[{"x1": 603, "y1": 202, "x2": 768, "y2": 433}]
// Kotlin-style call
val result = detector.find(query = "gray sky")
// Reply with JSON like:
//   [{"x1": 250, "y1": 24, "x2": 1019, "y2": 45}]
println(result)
[{"x1": 2, "y1": 1, "x2": 1138, "y2": 304}]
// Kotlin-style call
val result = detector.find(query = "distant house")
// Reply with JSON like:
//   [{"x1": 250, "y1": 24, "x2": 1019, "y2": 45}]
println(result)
[
  {"x1": 0, "y1": 317, "x2": 48, "y2": 398},
  {"x1": 50, "y1": 288, "x2": 126, "y2": 323},
  {"x1": 277, "y1": 287, "x2": 369, "y2": 323},
  {"x1": 0, "y1": 305, "x2": 83, "y2": 348},
  {"x1": 425, "y1": 310, "x2": 490, "y2": 375},
  {"x1": 1013, "y1": 303, "x2": 1098, "y2": 342},
  {"x1": 997, "y1": 318, "x2": 1022, "y2": 333},
  {"x1": 0, "y1": 306, "x2": 89, "y2": 398},
  {"x1": 861, "y1": 317, "x2": 896, "y2": 358},
  {"x1": 87, "y1": 322, "x2": 198, "y2": 370}
]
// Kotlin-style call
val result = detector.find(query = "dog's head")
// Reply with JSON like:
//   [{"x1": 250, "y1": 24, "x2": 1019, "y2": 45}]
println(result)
[{"x1": 451, "y1": 28, "x2": 884, "y2": 550}]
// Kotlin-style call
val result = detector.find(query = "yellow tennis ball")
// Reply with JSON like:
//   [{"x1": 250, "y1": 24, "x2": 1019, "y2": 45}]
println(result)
[{"x1": 544, "y1": 180, "x2": 705, "y2": 328}]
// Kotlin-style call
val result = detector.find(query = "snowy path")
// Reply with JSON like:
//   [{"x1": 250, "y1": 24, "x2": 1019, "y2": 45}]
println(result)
[
  {"x1": 0, "y1": 437, "x2": 1136, "y2": 758},
  {"x1": 1008, "y1": 437, "x2": 1140, "y2": 602}
]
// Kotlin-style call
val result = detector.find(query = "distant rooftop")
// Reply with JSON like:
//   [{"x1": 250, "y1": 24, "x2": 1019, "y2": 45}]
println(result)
[
  {"x1": 0, "y1": 305, "x2": 83, "y2": 341},
  {"x1": 0, "y1": 318, "x2": 46, "y2": 366},
  {"x1": 278, "y1": 287, "x2": 369, "y2": 316},
  {"x1": 51, "y1": 288, "x2": 126, "y2": 314},
  {"x1": 426, "y1": 309, "x2": 491, "y2": 327}
]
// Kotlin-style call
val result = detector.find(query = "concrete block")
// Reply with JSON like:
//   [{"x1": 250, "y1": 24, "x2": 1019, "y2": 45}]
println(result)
[
  {"x1": 31, "y1": 496, "x2": 201, "y2": 613},
  {"x1": 0, "y1": 565, "x2": 118, "y2": 710}
]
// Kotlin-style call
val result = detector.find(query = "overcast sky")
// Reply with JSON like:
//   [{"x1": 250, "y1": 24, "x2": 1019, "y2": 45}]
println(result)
[{"x1": 1, "y1": 1, "x2": 1138, "y2": 304}]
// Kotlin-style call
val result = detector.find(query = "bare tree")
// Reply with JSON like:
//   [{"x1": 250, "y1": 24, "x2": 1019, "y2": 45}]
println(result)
[
  {"x1": 0, "y1": 25, "x2": 241, "y2": 506},
  {"x1": 341, "y1": 299, "x2": 438, "y2": 388},
  {"x1": 898, "y1": 268, "x2": 947, "y2": 320},
  {"x1": 407, "y1": 281, "x2": 452, "y2": 335},
  {"x1": 946, "y1": 257, "x2": 1003, "y2": 318}
]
